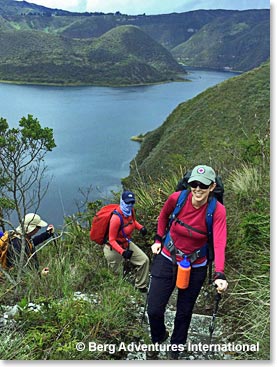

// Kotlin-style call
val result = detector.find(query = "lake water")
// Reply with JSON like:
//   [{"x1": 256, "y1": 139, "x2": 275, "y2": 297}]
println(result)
[{"x1": 0, "y1": 68, "x2": 239, "y2": 227}]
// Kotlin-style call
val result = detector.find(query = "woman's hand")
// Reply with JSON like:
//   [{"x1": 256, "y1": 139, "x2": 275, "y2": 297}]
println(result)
[
  {"x1": 214, "y1": 279, "x2": 228, "y2": 293},
  {"x1": 151, "y1": 242, "x2": 161, "y2": 254},
  {"x1": 41, "y1": 267, "x2": 49, "y2": 276}
]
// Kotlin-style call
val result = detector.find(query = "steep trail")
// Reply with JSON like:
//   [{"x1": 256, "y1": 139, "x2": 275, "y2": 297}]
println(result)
[{"x1": 128, "y1": 288, "x2": 231, "y2": 360}]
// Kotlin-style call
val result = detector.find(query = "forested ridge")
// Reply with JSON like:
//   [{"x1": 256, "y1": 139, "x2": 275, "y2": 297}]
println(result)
[
  {"x1": 0, "y1": 0, "x2": 270, "y2": 360},
  {"x1": 0, "y1": 0, "x2": 269, "y2": 85}
]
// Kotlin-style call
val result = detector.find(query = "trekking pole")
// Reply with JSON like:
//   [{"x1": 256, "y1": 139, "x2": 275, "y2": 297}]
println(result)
[
  {"x1": 123, "y1": 258, "x2": 131, "y2": 279},
  {"x1": 140, "y1": 275, "x2": 151, "y2": 326},
  {"x1": 140, "y1": 245, "x2": 155, "y2": 326},
  {"x1": 24, "y1": 232, "x2": 62, "y2": 268},
  {"x1": 209, "y1": 289, "x2": 222, "y2": 344}
]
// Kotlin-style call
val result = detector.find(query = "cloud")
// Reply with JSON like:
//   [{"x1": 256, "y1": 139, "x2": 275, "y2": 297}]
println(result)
[
  {"x1": 17, "y1": 0, "x2": 87, "y2": 12},
  {"x1": 175, "y1": 0, "x2": 270, "y2": 12},
  {"x1": 85, "y1": 0, "x2": 188, "y2": 15},
  {"x1": 17, "y1": 0, "x2": 270, "y2": 14}
]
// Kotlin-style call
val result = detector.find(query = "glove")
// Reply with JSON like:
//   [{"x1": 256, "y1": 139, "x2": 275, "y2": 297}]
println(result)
[
  {"x1": 122, "y1": 249, "x2": 133, "y2": 260},
  {"x1": 41, "y1": 267, "x2": 49, "y2": 276},
  {"x1": 46, "y1": 224, "x2": 55, "y2": 234},
  {"x1": 214, "y1": 272, "x2": 228, "y2": 293},
  {"x1": 140, "y1": 227, "x2": 147, "y2": 236},
  {"x1": 151, "y1": 242, "x2": 161, "y2": 254}
]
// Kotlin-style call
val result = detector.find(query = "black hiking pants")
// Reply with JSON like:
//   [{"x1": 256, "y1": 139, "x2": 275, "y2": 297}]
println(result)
[{"x1": 147, "y1": 253, "x2": 207, "y2": 346}]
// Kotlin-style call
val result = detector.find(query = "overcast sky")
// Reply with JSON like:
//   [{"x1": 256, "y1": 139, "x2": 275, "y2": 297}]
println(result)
[{"x1": 17, "y1": 0, "x2": 270, "y2": 14}]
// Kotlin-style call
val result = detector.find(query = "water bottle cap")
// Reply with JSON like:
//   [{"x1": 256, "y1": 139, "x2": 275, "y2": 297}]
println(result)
[{"x1": 180, "y1": 257, "x2": 190, "y2": 268}]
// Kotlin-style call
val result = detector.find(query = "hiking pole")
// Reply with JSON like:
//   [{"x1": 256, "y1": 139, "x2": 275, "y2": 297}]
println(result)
[
  {"x1": 123, "y1": 258, "x2": 131, "y2": 279},
  {"x1": 24, "y1": 232, "x2": 62, "y2": 268},
  {"x1": 140, "y1": 250, "x2": 155, "y2": 326},
  {"x1": 209, "y1": 290, "x2": 222, "y2": 344},
  {"x1": 140, "y1": 274, "x2": 152, "y2": 326}
]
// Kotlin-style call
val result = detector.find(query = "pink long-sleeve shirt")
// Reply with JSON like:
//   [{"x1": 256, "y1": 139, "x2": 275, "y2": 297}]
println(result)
[
  {"x1": 108, "y1": 207, "x2": 143, "y2": 255},
  {"x1": 157, "y1": 191, "x2": 227, "y2": 273}
]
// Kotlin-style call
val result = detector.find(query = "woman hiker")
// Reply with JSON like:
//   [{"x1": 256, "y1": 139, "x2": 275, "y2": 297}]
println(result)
[
  {"x1": 104, "y1": 190, "x2": 150, "y2": 293},
  {"x1": 147, "y1": 165, "x2": 228, "y2": 359}
]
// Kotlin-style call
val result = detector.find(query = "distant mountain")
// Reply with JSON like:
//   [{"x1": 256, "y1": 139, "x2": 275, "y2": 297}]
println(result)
[
  {"x1": 0, "y1": 25, "x2": 184, "y2": 85},
  {"x1": 0, "y1": 0, "x2": 72, "y2": 16},
  {"x1": 124, "y1": 61, "x2": 270, "y2": 184},
  {"x1": 58, "y1": 10, "x2": 229, "y2": 48},
  {"x1": 0, "y1": 0, "x2": 270, "y2": 84},
  {"x1": 171, "y1": 10, "x2": 270, "y2": 72}
]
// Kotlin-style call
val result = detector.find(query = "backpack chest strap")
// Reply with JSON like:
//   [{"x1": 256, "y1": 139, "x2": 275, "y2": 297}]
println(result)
[{"x1": 174, "y1": 218, "x2": 207, "y2": 236}]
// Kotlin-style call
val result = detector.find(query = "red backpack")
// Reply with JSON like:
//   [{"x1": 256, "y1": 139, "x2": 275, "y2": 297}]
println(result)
[{"x1": 90, "y1": 204, "x2": 134, "y2": 245}]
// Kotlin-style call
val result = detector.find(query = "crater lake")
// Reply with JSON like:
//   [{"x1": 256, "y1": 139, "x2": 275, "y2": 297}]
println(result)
[{"x1": 0, "y1": 68, "x2": 239, "y2": 227}]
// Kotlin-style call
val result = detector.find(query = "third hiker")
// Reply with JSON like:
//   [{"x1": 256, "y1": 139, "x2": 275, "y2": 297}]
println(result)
[{"x1": 5, "y1": 213, "x2": 54, "y2": 272}]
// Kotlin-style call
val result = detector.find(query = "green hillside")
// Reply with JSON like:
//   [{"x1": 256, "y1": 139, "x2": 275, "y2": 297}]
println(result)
[
  {"x1": 0, "y1": 1, "x2": 269, "y2": 80},
  {"x1": 0, "y1": 25, "x2": 184, "y2": 85},
  {"x1": 91, "y1": 25, "x2": 182, "y2": 73},
  {"x1": 125, "y1": 61, "x2": 269, "y2": 183},
  {"x1": 172, "y1": 11, "x2": 269, "y2": 71},
  {"x1": 122, "y1": 62, "x2": 270, "y2": 358}
]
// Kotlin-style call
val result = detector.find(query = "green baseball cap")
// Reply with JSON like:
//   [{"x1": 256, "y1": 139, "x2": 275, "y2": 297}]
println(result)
[{"x1": 188, "y1": 165, "x2": 216, "y2": 185}]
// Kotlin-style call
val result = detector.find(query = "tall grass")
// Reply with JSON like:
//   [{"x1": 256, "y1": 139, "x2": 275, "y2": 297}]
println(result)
[
  {"x1": 224, "y1": 161, "x2": 270, "y2": 359},
  {"x1": 226, "y1": 163, "x2": 262, "y2": 199},
  {"x1": 132, "y1": 162, "x2": 270, "y2": 360},
  {"x1": 0, "y1": 215, "x2": 147, "y2": 360},
  {"x1": 0, "y1": 161, "x2": 270, "y2": 360}
]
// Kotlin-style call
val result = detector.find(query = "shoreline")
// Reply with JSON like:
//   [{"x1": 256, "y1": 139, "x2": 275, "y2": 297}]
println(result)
[{"x1": 0, "y1": 76, "x2": 188, "y2": 88}]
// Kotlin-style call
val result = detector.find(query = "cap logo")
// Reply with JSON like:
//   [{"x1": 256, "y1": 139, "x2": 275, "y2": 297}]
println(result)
[
  {"x1": 197, "y1": 167, "x2": 205, "y2": 174},
  {"x1": 128, "y1": 194, "x2": 133, "y2": 197}
]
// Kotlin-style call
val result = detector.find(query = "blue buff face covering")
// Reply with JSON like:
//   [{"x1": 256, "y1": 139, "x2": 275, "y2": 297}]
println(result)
[{"x1": 120, "y1": 198, "x2": 134, "y2": 217}]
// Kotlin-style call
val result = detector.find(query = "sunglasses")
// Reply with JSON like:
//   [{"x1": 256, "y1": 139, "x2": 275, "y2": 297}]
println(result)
[{"x1": 189, "y1": 181, "x2": 211, "y2": 190}]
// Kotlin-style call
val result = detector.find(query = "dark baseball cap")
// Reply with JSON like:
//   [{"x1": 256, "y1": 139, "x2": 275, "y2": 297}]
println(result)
[{"x1": 122, "y1": 191, "x2": 136, "y2": 204}]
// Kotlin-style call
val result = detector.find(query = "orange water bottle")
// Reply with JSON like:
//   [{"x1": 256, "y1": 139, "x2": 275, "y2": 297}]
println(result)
[{"x1": 176, "y1": 257, "x2": 191, "y2": 289}]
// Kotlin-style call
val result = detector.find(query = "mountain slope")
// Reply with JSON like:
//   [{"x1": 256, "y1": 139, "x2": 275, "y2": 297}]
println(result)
[
  {"x1": 0, "y1": 25, "x2": 184, "y2": 85},
  {"x1": 125, "y1": 61, "x2": 270, "y2": 183},
  {"x1": 90, "y1": 25, "x2": 183, "y2": 74},
  {"x1": 0, "y1": 1, "x2": 270, "y2": 84},
  {"x1": 171, "y1": 10, "x2": 269, "y2": 71}
]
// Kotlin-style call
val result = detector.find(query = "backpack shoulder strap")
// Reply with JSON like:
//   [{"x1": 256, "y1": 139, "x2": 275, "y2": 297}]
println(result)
[
  {"x1": 113, "y1": 210, "x2": 131, "y2": 244},
  {"x1": 206, "y1": 196, "x2": 217, "y2": 284},
  {"x1": 206, "y1": 196, "x2": 217, "y2": 239},
  {"x1": 169, "y1": 189, "x2": 190, "y2": 227}
]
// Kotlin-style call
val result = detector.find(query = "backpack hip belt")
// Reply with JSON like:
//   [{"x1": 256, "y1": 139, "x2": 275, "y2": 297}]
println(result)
[{"x1": 164, "y1": 233, "x2": 208, "y2": 264}]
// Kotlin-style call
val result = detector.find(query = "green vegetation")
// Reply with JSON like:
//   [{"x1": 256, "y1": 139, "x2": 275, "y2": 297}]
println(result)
[
  {"x1": 124, "y1": 61, "x2": 269, "y2": 184},
  {"x1": 0, "y1": 4, "x2": 270, "y2": 357},
  {"x1": 172, "y1": 11, "x2": 270, "y2": 72},
  {"x1": 0, "y1": 25, "x2": 184, "y2": 86},
  {"x1": 0, "y1": 60, "x2": 270, "y2": 360},
  {"x1": 0, "y1": 219, "x2": 148, "y2": 359},
  {"x1": 0, "y1": 1, "x2": 269, "y2": 85},
  {"x1": 122, "y1": 61, "x2": 270, "y2": 359}
]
